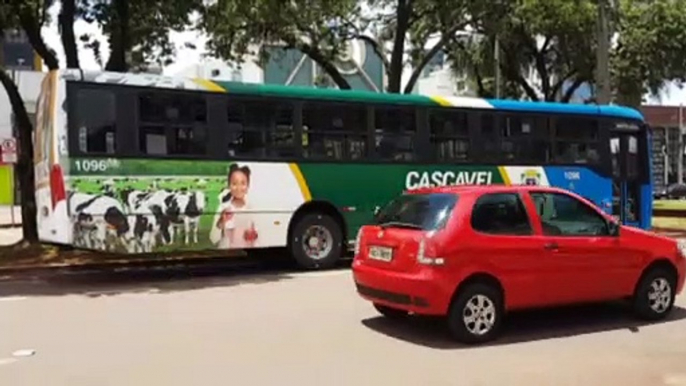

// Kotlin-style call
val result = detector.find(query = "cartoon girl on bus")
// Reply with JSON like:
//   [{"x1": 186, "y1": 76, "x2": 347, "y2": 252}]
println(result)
[{"x1": 210, "y1": 164, "x2": 259, "y2": 249}]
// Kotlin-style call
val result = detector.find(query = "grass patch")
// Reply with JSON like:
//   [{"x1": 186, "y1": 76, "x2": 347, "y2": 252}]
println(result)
[
  {"x1": 654, "y1": 200, "x2": 686, "y2": 211},
  {"x1": 652, "y1": 216, "x2": 686, "y2": 231}
]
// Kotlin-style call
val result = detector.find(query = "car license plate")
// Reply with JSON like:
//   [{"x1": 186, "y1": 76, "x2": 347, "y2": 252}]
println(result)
[{"x1": 369, "y1": 246, "x2": 393, "y2": 262}]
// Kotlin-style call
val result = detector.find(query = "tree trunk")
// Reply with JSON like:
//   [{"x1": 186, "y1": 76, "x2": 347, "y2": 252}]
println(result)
[
  {"x1": 105, "y1": 0, "x2": 130, "y2": 72},
  {"x1": 387, "y1": 0, "x2": 412, "y2": 93},
  {"x1": 59, "y1": 0, "x2": 80, "y2": 68},
  {"x1": 0, "y1": 69, "x2": 37, "y2": 243}
]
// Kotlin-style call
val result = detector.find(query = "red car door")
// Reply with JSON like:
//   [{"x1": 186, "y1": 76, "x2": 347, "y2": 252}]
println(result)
[
  {"x1": 527, "y1": 191, "x2": 627, "y2": 305},
  {"x1": 465, "y1": 192, "x2": 552, "y2": 310}
]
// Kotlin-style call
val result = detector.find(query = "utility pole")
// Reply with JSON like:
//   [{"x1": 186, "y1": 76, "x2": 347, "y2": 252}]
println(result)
[
  {"x1": 494, "y1": 36, "x2": 501, "y2": 99},
  {"x1": 679, "y1": 104, "x2": 684, "y2": 184},
  {"x1": 595, "y1": 0, "x2": 611, "y2": 104}
]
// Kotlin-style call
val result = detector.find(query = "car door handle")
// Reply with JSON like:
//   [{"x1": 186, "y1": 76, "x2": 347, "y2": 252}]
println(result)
[{"x1": 544, "y1": 242, "x2": 559, "y2": 251}]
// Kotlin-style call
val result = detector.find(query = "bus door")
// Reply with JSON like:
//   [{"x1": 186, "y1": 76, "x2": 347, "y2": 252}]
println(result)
[{"x1": 610, "y1": 127, "x2": 642, "y2": 227}]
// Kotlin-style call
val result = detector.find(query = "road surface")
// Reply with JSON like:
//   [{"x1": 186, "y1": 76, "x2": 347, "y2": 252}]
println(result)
[{"x1": 1, "y1": 262, "x2": 686, "y2": 386}]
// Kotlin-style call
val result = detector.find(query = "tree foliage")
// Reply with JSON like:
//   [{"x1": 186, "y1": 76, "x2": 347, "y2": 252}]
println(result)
[
  {"x1": 76, "y1": 0, "x2": 202, "y2": 72},
  {"x1": 449, "y1": 0, "x2": 686, "y2": 106},
  {"x1": 448, "y1": 0, "x2": 597, "y2": 102},
  {"x1": 612, "y1": 0, "x2": 686, "y2": 106},
  {"x1": 201, "y1": 0, "x2": 484, "y2": 93}
]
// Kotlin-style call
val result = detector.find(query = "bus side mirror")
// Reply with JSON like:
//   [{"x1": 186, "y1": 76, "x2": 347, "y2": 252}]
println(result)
[
  {"x1": 608, "y1": 220, "x2": 620, "y2": 237},
  {"x1": 373, "y1": 206, "x2": 381, "y2": 216}
]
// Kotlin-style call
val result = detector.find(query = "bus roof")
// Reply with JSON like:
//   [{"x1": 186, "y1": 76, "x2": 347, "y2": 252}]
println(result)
[{"x1": 61, "y1": 69, "x2": 644, "y2": 122}]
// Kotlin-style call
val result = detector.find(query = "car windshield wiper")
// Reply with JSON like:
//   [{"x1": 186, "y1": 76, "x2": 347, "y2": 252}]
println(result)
[{"x1": 378, "y1": 221, "x2": 424, "y2": 230}]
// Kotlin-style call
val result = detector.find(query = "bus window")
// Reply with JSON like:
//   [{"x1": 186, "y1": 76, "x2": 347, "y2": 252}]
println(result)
[
  {"x1": 266, "y1": 104, "x2": 296, "y2": 159},
  {"x1": 302, "y1": 102, "x2": 367, "y2": 161},
  {"x1": 227, "y1": 102, "x2": 262, "y2": 158},
  {"x1": 499, "y1": 114, "x2": 551, "y2": 163},
  {"x1": 479, "y1": 113, "x2": 499, "y2": 162},
  {"x1": 227, "y1": 100, "x2": 296, "y2": 159},
  {"x1": 374, "y1": 107, "x2": 415, "y2": 161},
  {"x1": 552, "y1": 117, "x2": 599, "y2": 165},
  {"x1": 429, "y1": 110, "x2": 470, "y2": 162},
  {"x1": 74, "y1": 88, "x2": 117, "y2": 154},
  {"x1": 138, "y1": 92, "x2": 208, "y2": 156}
]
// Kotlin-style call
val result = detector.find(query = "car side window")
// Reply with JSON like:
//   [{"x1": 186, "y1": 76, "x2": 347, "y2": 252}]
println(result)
[
  {"x1": 471, "y1": 193, "x2": 533, "y2": 235},
  {"x1": 530, "y1": 192, "x2": 609, "y2": 236}
]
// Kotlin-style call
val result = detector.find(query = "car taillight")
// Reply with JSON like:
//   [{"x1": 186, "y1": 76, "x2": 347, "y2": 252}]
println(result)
[
  {"x1": 417, "y1": 238, "x2": 444, "y2": 266},
  {"x1": 354, "y1": 227, "x2": 363, "y2": 257}
]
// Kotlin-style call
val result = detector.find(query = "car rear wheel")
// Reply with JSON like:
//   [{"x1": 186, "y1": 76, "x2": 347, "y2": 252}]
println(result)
[
  {"x1": 373, "y1": 303, "x2": 409, "y2": 319},
  {"x1": 289, "y1": 213, "x2": 343, "y2": 270},
  {"x1": 447, "y1": 283, "x2": 504, "y2": 344},
  {"x1": 632, "y1": 267, "x2": 677, "y2": 321}
]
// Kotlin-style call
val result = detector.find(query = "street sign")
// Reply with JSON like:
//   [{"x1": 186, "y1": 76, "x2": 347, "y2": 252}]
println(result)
[{"x1": 0, "y1": 138, "x2": 17, "y2": 164}]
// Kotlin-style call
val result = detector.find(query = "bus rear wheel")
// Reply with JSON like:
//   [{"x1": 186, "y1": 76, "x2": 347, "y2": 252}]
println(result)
[{"x1": 290, "y1": 213, "x2": 343, "y2": 270}]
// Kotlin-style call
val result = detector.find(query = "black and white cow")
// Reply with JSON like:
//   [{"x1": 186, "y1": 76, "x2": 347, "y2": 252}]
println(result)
[
  {"x1": 121, "y1": 189, "x2": 182, "y2": 246},
  {"x1": 68, "y1": 192, "x2": 134, "y2": 251},
  {"x1": 120, "y1": 188, "x2": 176, "y2": 248},
  {"x1": 169, "y1": 190, "x2": 206, "y2": 245}
]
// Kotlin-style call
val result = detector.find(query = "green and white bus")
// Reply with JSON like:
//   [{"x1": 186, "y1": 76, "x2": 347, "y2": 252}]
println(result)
[{"x1": 34, "y1": 70, "x2": 652, "y2": 269}]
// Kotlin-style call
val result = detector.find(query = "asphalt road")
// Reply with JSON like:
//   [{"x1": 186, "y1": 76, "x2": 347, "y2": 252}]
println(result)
[{"x1": 1, "y1": 259, "x2": 686, "y2": 386}]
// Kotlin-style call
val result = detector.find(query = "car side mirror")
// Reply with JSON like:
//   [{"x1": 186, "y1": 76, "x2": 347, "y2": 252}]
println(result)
[{"x1": 608, "y1": 220, "x2": 620, "y2": 237}]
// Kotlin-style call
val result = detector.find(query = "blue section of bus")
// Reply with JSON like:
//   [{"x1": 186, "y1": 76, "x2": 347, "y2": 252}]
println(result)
[
  {"x1": 543, "y1": 166, "x2": 613, "y2": 213},
  {"x1": 486, "y1": 100, "x2": 644, "y2": 121}
]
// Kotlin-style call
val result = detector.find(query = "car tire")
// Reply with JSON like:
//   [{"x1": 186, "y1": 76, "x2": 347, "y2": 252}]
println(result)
[
  {"x1": 373, "y1": 303, "x2": 409, "y2": 319},
  {"x1": 632, "y1": 267, "x2": 677, "y2": 321},
  {"x1": 447, "y1": 283, "x2": 504, "y2": 344},
  {"x1": 289, "y1": 213, "x2": 343, "y2": 270}
]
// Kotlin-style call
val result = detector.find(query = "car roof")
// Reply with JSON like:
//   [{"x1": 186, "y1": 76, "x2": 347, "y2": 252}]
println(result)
[{"x1": 406, "y1": 184, "x2": 571, "y2": 196}]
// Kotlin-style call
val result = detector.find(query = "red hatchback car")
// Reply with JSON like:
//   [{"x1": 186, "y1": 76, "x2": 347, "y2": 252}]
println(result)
[{"x1": 352, "y1": 185, "x2": 686, "y2": 344}]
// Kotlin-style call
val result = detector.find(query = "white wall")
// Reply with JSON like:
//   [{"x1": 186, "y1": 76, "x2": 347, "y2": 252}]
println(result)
[{"x1": 0, "y1": 70, "x2": 44, "y2": 140}]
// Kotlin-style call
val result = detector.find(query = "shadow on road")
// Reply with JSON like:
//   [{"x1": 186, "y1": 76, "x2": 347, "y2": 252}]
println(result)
[
  {"x1": 0, "y1": 253, "x2": 352, "y2": 298},
  {"x1": 361, "y1": 302, "x2": 686, "y2": 349}
]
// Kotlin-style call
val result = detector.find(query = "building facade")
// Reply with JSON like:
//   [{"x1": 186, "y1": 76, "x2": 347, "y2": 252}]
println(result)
[
  {"x1": 641, "y1": 105, "x2": 685, "y2": 191},
  {"x1": 0, "y1": 29, "x2": 43, "y2": 205}
]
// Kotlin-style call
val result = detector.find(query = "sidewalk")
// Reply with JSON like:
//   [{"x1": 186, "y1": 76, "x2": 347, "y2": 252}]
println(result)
[{"x1": 0, "y1": 205, "x2": 21, "y2": 227}]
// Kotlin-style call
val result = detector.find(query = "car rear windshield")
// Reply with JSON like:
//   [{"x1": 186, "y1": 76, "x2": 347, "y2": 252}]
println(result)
[{"x1": 374, "y1": 193, "x2": 458, "y2": 231}]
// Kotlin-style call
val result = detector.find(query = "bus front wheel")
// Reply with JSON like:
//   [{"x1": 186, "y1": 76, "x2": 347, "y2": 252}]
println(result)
[{"x1": 290, "y1": 213, "x2": 342, "y2": 270}]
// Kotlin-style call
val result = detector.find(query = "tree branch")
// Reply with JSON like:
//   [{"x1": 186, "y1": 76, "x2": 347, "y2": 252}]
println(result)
[
  {"x1": 16, "y1": 6, "x2": 59, "y2": 69},
  {"x1": 59, "y1": 0, "x2": 80, "y2": 68},
  {"x1": 403, "y1": 22, "x2": 468, "y2": 94},
  {"x1": 355, "y1": 34, "x2": 391, "y2": 72},
  {"x1": 560, "y1": 77, "x2": 586, "y2": 103},
  {"x1": 299, "y1": 44, "x2": 352, "y2": 90},
  {"x1": 501, "y1": 46, "x2": 539, "y2": 101},
  {"x1": 517, "y1": 26, "x2": 550, "y2": 100},
  {"x1": 550, "y1": 69, "x2": 577, "y2": 99}
]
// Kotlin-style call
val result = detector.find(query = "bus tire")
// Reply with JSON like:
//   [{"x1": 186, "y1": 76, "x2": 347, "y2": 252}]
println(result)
[{"x1": 289, "y1": 213, "x2": 343, "y2": 270}]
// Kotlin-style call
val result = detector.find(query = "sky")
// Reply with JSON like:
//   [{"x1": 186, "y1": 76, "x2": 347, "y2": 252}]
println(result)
[{"x1": 39, "y1": 2, "x2": 685, "y2": 106}]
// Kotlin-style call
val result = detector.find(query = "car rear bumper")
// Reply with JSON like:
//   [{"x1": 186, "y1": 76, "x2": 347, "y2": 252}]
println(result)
[{"x1": 352, "y1": 260, "x2": 452, "y2": 315}]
